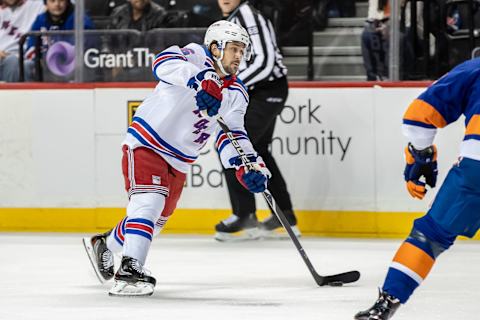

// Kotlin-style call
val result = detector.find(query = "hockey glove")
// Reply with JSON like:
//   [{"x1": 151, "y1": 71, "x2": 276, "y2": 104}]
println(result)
[
  {"x1": 230, "y1": 155, "x2": 271, "y2": 193},
  {"x1": 190, "y1": 70, "x2": 223, "y2": 117},
  {"x1": 404, "y1": 143, "x2": 438, "y2": 199},
  {"x1": 236, "y1": 163, "x2": 271, "y2": 193}
]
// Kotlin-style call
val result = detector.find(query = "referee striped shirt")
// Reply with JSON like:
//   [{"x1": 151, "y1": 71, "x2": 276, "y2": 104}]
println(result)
[{"x1": 226, "y1": 1, "x2": 287, "y2": 87}]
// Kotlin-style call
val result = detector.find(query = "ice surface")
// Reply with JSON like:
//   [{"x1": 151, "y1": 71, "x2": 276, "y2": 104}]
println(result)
[{"x1": 0, "y1": 233, "x2": 478, "y2": 320}]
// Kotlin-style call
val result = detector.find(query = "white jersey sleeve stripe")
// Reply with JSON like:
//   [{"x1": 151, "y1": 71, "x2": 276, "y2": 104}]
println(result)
[
  {"x1": 402, "y1": 123, "x2": 437, "y2": 149},
  {"x1": 228, "y1": 84, "x2": 249, "y2": 103},
  {"x1": 152, "y1": 52, "x2": 187, "y2": 77},
  {"x1": 205, "y1": 57, "x2": 214, "y2": 68},
  {"x1": 216, "y1": 130, "x2": 249, "y2": 153}
]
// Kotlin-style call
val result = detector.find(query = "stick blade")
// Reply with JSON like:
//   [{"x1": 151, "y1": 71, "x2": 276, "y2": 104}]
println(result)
[{"x1": 315, "y1": 270, "x2": 361, "y2": 287}]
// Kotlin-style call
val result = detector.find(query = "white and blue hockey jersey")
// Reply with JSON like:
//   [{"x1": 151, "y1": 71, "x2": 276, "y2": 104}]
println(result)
[{"x1": 122, "y1": 43, "x2": 256, "y2": 173}]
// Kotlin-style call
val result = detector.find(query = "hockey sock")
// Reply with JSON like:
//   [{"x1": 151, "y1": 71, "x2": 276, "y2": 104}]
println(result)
[
  {"x1": 123, "y1": 218, "x2": 155, "y2": 265},
  {"x1": 123, "y1": 193, "x2": 166, "y2": 265},
  {"x1": 107, "y1": 217, "x2": 127, "y2": 253},
  {"x1": 382, "y1": 214, "x2": 455, "y2": 303},
  {"x1": 382, "y1": 240, "x2": 434, "y2": 303}
]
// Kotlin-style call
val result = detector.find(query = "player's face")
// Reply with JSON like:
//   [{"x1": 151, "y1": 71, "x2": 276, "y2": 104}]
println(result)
[
  {"x1": 46, "y1": 0, "x2": 68, "y2": 17},
  {"x1": 130, "y1": 0, "x2": 150, "y2": 11},
  {"x1": 217, "y1": 0, "x2": 241, "y2": 16},
  {"x1": 220, "y1": 42, "x2": 246, "y2": 75}
]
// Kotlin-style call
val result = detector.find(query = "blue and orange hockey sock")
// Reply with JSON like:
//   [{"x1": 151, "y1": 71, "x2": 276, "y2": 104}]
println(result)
[{"x1": 382, "y1": 214, "x2": 456, "y2": 303}]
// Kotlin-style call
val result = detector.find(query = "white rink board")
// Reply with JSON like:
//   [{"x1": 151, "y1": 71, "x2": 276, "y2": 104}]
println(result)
[
  {"x1": 0, "y1": 89, "x2": 96, "y2": 207},
  {"x1": 0, "y1": 86, "x2": 465, "y2": 211}
]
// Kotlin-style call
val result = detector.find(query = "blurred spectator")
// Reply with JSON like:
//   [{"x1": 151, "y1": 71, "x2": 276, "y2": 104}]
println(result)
[
  {"x1": 24, "y1": 0, "x2": 94, "y2": 81},
  {"x1": 361, "y1": 0, "x2": 390, "y2": 81},
  {"x1": 85, "y1": 0, "x2": 128, "y2": 18},
  {"x1": 253, "y1": 0, "x2": 314, "y2": 46},
  {"x1": 187, "y1": 0, "x2": 221, "y2": 27},
  {"x1": 311, "y1": 0, "x2": 330, "y2": 31},
  {"x1": 0, "y1": 0, "x2": 44, "y2": 82},
  {"x1": 327, "y1": 0, "x2": 356, "y2": 18},
  {"x1": 251, "y1": 0, "x2": 355, "y2": 45},
  {"x1": 102, "y1": 0, "x2": 168, "y2": 81},
  {"x1": 446, "y1": 4, "x2": 462, "y2": 34},
  {"x1": 108, "y1": 0, "x2": 167, "y2": 31},
  {"x1": 401, "y1": 0, "x2": 468, "y2": 79},
  {"x1": 401, "y1": 0, "x2": 428, "y2": 80},
  {"x1": 403, "y1": 0, "x2": 445, "y2": 79}
]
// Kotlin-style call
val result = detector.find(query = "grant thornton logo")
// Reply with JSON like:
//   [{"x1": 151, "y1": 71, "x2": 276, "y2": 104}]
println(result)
[
  {"x1": 45, "y1": 46, "x2": 157, "y2": 76},
  {"x1": 45, "y1": 41, "x2": 76, "y2": 77},
  {"x1": 84, "y1": 48, "x2": 155, "y2": 68}
]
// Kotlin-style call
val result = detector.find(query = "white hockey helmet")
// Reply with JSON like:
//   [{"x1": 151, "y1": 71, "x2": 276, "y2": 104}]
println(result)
[{"x1": 204, "y1": 20, "x2": 252, "y2": 61}]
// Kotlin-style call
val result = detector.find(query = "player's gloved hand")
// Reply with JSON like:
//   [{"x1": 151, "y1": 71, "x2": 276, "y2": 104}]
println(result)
[
  {"x1": 229, "y1": 156, "x2": 271, "y2": 193},
  {"x1": 190, "y1": 70, "x2": 223, "y2": 117},
  {"x1": 235, "y1": 163, "x2": 271, "y2": 193},
  {"x1": 404, "y1": 143, "x2": 438, "y2": 199}
]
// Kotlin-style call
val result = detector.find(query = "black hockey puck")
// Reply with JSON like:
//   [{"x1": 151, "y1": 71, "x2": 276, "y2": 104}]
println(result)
[{"x1": 328, "y1": 281, "x2": 344, "y2": 287}]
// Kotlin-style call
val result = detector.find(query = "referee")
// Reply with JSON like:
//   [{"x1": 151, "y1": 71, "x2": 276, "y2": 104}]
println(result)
[{"x1": 214, "y1": 0, "x2": 300, "y2": 241}]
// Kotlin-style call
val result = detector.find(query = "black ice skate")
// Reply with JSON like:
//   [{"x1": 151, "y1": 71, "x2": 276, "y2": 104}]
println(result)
[
  {"x1": 109, "y1": 256, "x2": 156, "y2": 297},
  {"x1": 259, "y1": 210, "x2": 301, "y2": 239},
  {"x1": 214, "y1": 213, "x2": 260, "y2": 241},
  {"x1": 83, "y1": 230, "x2": 114, "y2": 283},
  {"x1": 354, "y1": 289, "x2": 401, "y2": 320}
]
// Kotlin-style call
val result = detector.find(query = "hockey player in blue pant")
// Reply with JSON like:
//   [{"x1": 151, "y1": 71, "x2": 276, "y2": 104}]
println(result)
[{"x1": 355, "y1": 58, "x2": 480, "y2": 319}]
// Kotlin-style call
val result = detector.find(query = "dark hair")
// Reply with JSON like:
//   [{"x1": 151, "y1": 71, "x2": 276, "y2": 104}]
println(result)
[
  {"x1": 43, "y1": 0, "x2": 71, "y2": 4},
  {"x1": 45, "y1": 0, "x2": 74, "y2": 25}
]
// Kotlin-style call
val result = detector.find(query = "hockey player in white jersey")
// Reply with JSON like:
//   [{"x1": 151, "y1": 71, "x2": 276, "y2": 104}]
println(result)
[{"x1": 83, "y1": 20, "x2": 271, "y2": 296}]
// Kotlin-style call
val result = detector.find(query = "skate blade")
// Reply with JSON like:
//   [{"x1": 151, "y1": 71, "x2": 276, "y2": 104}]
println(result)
[
  {"x1": 82, "y1": 237, "x2": 106, "y2": 284},
  {"x1": 214, "y1": 227, "x2": 261, "y2": 242},
  {"x1": 109, "y1": 280, "x2": 154, "y2": 297},
  {"x1": 260, "y1": 225, "x2": 301, "y2": 240}
]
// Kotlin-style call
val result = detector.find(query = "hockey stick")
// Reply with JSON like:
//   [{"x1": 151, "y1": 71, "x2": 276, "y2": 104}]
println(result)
[{"x1": 216, "y1": 115, "x2": 360, "y2": 286}]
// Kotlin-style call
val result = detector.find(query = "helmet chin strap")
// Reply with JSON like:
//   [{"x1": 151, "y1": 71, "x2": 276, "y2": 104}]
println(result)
[{"x1": 213, "y1": 48, "x2": 230, "y2": 76}]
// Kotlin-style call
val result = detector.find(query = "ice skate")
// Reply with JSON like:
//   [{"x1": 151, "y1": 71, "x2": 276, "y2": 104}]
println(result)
[
  {"x1": 83, "y1": 230, "x2": 114, "y2": 283},
  {"x1": 109, "y1": 256, "x2": 156, "y2": 297},
  {"x1": 259, "y1": 211, "x2": 301, "y2": 239},
  {"x1": 214, "y1": 213, "x2": 260, "y2": 242},
  {"x1": 354, "y1": 289, "x2": 401, "y2": 320}
]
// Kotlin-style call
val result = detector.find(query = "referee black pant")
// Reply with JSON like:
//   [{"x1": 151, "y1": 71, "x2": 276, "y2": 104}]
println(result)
[{"x1": 223, "y1": 76, "x2": 294, "y2": 218}]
